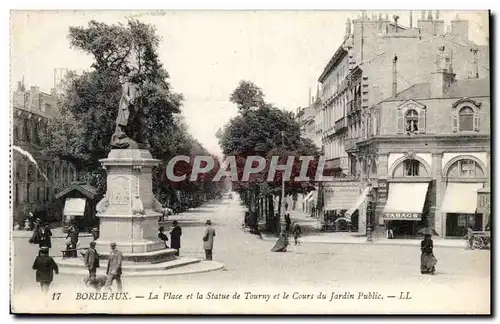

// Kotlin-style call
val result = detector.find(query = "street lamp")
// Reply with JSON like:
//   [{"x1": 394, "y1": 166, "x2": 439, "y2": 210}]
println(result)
[{"x1": 366, "y1": 193, "x2": 373, "y2": 242}]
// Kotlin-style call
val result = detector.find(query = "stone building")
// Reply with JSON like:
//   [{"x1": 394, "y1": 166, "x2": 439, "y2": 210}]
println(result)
[
  {"x1": 357, "y1": 47, "x2": 490, "y2": 238},
  {"x1": 12, "y1": 81, "x2": 78, "y2": 224},
  {"x1": 312, "y1": 11, "x2": 489, "y2": 235}
]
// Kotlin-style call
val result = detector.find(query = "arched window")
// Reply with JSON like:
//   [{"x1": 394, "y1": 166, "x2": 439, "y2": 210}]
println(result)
[
  {"x1": 15, "y1": 163, "x2": 23, "y2": 181},
  {"x1": 452, "y1": 99, "x2": 481, "y2": 133},
  {"x1": 62, "y1": 166, "x2": 67, "y2": 185},
  {"x1": 446, "y1": 158, "x2": 485, "y2": 178},
  {"x1": 392, "y1": 158, "x2": 429, "y2": 178},
  {"x1": 46, "y1": 166, "x2": 52, "y2": 182},
  {"x1": 458, "y1": 106, "x2": 474, "y2": 131},
  {"x1": 404, "y1": 159, "x2": 419, "y2": 176},
  {"x1": 405, "y1": 109, "x2": 419, "y2": 132},
  {"x1": 27, "y1": 164, "x2": 35, "y2": 182},
  {"x1": 23, "y1": 119, "x2": 30, "y2": 142},
  {"x1": 33, "y1": 121, "x2": 40, "y2": 144}
]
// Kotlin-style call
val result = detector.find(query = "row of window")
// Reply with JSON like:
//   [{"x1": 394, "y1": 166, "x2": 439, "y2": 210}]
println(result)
[
  {"x1": 13, "y1": 183, "x2": 55, "y2": 206},
  {"x1": 13, "y1": 118, "x2": 47, "y2": 144},
  {"x1": 397, "y1": 106, "x2": 480, "y2": 134},
  {"x1": 397, "y1": 158, "x2": 484, "y2": 178},
  {"x1": 15, "y1": 163, "x2": 76, "y2": 183}
]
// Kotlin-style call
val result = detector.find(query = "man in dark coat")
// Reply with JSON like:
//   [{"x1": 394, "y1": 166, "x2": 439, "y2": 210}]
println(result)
[
  {"x1": 32, "y1": 247, "x2": 59, "y2": 294},
  {"x1": 158, "y1": 227, "x2": 169, "y2": 248},
  {"x1": 202, "y1": 220, "x2": 216, "y2": 261},
  {"x1": 83, "y1": 241, "x2": 100, "y2": 279},
  {"x1": 38, "y1": 223, "x2": 52, "y2": 249},
  {"x1": 104, "y1": 242, "x2": 123, "y2": 292},
  {"x1": 170, "y1": 220, "x2": 182, "y2": 256}
]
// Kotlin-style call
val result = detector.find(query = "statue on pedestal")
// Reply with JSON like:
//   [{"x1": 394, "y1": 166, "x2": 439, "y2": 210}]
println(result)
[{"x1": 111, "y1": 67, "x2": 146, "y2": 149}]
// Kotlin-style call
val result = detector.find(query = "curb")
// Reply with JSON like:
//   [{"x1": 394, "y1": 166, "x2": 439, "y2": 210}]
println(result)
[
  {"x1": 260, "y1": 236, "x2": 466, "y2": 249},
  {"x1": 58, "y1": 261, "x2": 225, "y2": 278}
]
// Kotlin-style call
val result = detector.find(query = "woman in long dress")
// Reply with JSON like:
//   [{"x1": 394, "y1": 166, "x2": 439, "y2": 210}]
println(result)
[{"x1": 420, "y1": 234, "x2": 437, "y2": 274}]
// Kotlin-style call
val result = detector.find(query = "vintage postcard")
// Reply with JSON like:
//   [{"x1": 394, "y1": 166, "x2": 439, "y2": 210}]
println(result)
[{"x1": 10, "y1": 10, "x2": 491, "y2": 314}]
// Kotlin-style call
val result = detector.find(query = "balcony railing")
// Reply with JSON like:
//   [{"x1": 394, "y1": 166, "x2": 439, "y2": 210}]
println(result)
[
  {"x1": 335, "y1": 117, "x2": 347, "y2": 131},
  {"x1": 345, "y1": 138, "x2": 357, "y2": 151}
]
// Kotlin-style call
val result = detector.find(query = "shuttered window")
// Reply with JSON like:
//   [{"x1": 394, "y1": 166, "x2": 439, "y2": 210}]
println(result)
[{"x1": 458, "y1": 107, "x2": 474, "y2": 131}]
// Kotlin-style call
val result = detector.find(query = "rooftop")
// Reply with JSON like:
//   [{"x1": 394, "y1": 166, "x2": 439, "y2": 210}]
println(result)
[{"x1": 389, "y1": 77, "x2": 490, "y2": 101}]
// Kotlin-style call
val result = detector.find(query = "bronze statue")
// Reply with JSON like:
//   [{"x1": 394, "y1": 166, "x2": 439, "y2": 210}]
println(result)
[{"x1": 110, "y1": 68, "x2": 146, "y2": 149}]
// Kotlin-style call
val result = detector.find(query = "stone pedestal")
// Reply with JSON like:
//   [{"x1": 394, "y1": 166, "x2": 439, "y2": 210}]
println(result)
[{"x1": 95, "y1": 149, "x2": 175, "y2": 263}]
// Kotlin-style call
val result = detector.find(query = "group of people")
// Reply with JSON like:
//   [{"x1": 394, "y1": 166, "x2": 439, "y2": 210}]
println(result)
[
  {"x1": 284, "y1": 213, "x2": 302, "y2": 246},
  {"x1": 28, "y1": 217, "x2": 53, "y2": 249},
  {"x1": 158, "y1": 220, "x2": 182, "y2": 256},
  {"x1": 159, "y1": 219, "x2": 216, "y2": 261}
]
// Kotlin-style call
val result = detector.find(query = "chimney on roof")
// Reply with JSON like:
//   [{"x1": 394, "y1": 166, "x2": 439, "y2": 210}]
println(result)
[
  {"x1": 418, "y1": 10, "x2": 434, "y2": 35},
  {"x1": 431, "y1": 46, "x2": 456, "y2": 98},
  {"x1": 392, "y1": 54, "x2": 398, "y2": 97},
  {"x1": 393, "y1": 15, "x2": 400, "y2": 33},
  {"x1": 451, "y1": 15, "x2": 469, "y2": 40}
]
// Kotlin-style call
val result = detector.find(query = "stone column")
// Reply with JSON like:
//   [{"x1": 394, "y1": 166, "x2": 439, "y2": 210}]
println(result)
[
  {"x1": 374, "y1": 153, "x2": 389, "y2": 236},
  {"x1": 96, "y1": 149, "x2": 175, "y2": 263},
  {"x1": 432, "y1": 153, "x2": 444, "y2": 237}
]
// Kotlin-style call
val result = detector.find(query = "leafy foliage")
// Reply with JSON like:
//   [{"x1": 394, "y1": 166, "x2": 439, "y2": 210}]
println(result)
[
  {"x1": 42, "y1": 19, "x2": 221, "y2": 202},
  {"x1": 218, "y1": 80, "x2": 320, "y2": 231}
]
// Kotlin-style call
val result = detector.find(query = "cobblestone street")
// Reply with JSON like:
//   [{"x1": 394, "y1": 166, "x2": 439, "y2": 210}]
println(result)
[{"x1": 12, "y1": 197, "x2": 490, "y2": 314}]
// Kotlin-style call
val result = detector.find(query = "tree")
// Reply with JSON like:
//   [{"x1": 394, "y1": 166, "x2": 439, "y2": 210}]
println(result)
[
  {"x1": 218, "y1": 81, "x2": 320, "y2": 233},
  {"x1": 42, "y1": 19, "x2": 218, "y2": 205}
]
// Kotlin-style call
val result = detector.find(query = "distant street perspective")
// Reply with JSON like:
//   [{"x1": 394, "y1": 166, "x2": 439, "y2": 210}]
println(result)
[{"x1": 10, "y1": 10, "x2": 490, "y2": 314}]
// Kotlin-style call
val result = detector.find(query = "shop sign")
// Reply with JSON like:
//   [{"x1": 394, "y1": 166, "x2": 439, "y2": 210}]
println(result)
[
  {"x1": 477, "y1": 190, "x2": 490, "y2": 213},
  {"x1": 384, "y1": 212, "x2": 421, "y2": 220}
]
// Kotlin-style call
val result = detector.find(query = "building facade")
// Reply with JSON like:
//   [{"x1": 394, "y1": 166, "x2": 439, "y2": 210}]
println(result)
[
  {"x1": 309, "y1": 10, "x2": 489, "y2": 236},
  {"x1": 356, "y1": 47, "x2": 490, "y2": 238},
  {"x1": 12, "y1": 81, "x2": 78, "y2": 224}
]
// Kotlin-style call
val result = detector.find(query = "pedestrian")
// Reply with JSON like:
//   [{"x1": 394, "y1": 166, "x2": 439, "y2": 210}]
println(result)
[
  {"x1": 465, "y1": 224, "x2": 474, "y2": 250},
  {"x1": 27, "y1": 212, "x2": 34, "y2": 230},
  {"x1": 38, "y1": 223, "x2": 52, "y2": 250},
  {"x1": 285, "y1": 201, "x2": 289, "y2": 211},
  {"x1": 66, "y1": 222, "x2": 80, "y2": 257},
  {"x1": 83, "y1": 241, "x2": 100, "y2": 280},
  {"x1": 291, "y1": 222, "x2": 302, "y2": 245},
  {"x1": 104, "y1": 242, "x2": 123, "y2": 292},
  {"x1": 285, "y1": 213, "x2": 291, "y2": 233},
  {"x1": 158, "y1": 226, "x2": 169, "y2": 248},
  {"x1": 29, "y1": 218, "x2": 41, "y2": 244},
  {"x1": 420, "y1": 234, "x2": 437, "y2": 274},
  {"x1": 170, "y1": 220, "x2": 182, "y2": 256},
  {"x1": 32, "y1": 247, "x2": 59, "y2": 294},
  {"x1": 202, "y1": 220, "x2": 216, "y2": 261},
  {"x1": 387, "y1": 222, "x2": 394, "y2": 239}
]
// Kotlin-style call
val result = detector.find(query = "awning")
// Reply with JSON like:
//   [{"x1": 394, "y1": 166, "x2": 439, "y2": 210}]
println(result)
[
  {"x1": 383, "y1": 182, "x2": 430, "y2": 220},
  {"x1": 324, "y1": 188, "x2": 360, "y2": 211},
  {"x1": 441, "y1": 182, "x2": 484, "y2": 214},
  {"x1": 304, "y1": 191, "x2": 314, "y2": 202},
  {"x1": 63, "y1": 198, "x2": 86, "y2": 216},
  {"x1": 346, "y1": 186, "x2": 371, "y2": 217}
]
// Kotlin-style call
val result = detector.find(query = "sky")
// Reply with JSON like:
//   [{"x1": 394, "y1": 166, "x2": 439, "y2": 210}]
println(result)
[{"x1": 10, "y1": 10, "x2": 489, "y2": 157}]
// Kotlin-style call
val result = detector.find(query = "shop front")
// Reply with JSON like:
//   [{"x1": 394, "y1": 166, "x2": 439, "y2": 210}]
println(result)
[
  {"x1": 440, "y1": 182, "x2": 484, "y2": 237},
  {"x1": 303, "y1": 191, "x2": 315, "y2": 214},
  {"x1": 345, "y1": 186, "x2": 372, "y2": 233},
  {"x1": 322, "y1": 186, "x2": 361, "y2": 232},
  {"x1": 383, "y1": 182, "x2": 430, "y2": 238}
]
